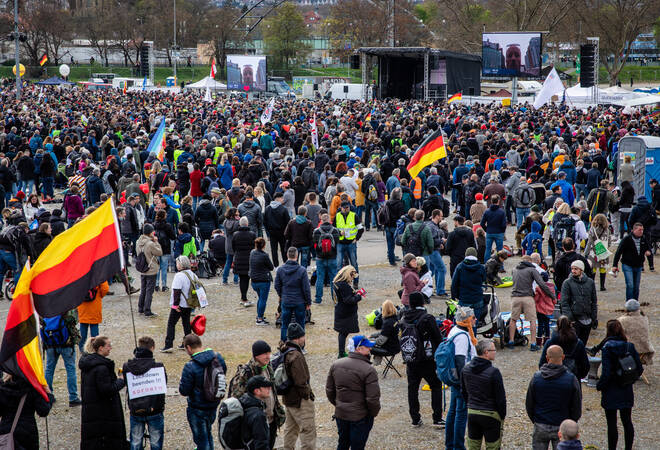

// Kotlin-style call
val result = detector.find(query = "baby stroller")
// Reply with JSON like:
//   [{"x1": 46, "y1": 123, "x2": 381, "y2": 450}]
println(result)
[{"x1": 444, "y1": 285, "x2": 501, "y2": 338}]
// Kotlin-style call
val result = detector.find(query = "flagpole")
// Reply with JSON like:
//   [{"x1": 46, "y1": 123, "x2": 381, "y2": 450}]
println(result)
[{"x1": 124, "y1": 268, "x2": 138, "y2": 349}]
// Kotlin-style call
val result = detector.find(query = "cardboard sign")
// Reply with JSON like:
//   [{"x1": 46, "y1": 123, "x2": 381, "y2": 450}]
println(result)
[{"x1": 126, "y1": 367, "x2": 167, "y2": 399}]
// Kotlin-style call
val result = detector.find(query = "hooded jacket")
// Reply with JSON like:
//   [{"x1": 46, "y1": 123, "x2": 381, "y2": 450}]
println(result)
[
  {"x1": 560, "y1": 273, "x2": 597, "y2": 324},
  {"x1": 0, "y1": 378, "x2": 53, "y2": 450},
  {"x1": 275, "y1": 260, "x2": 311, "y2": 306},
  {"x1": 596, "y1": 337, "x2": 643, "y2": 410},
  {"x1": 522, "y1": 220, "x2": 544, "y2": 256},
  {"x1": 239, "y1": 392, "x2": 271, "y2": 450},
  {"x1": 153, "y1": 219, "x2": 176, "y2": 255},
  {"x1": 312, "y1": 222, "x2": 341, "y2": 259},
  {"x1": 451, "y1": 258, "x2": 486, "y2": 307},
  {"x1": 461, "y1": 356, "x2": 507, "y2": 420},
  {"x1": 628, "y1": 196, "x2": 656, "y2": 228},
  {"x1": 400, "y1": 306, "x2": 443, "y2": 362},
  {"x1": 194, "y1": 199, "x2": 220, "y2": 240},
  {"x1": 136, "y1": 234, "x2": 163, "y2": 276},
  {"x1": 480, "y1": 204, "x2": 507, "y2": 234},
  {"x1": 264, "y1": 200, "x2": 290, "y2": 235},
  {"x1": 238, "y1": 199, "x2": 263, "y2": 236},
  {"x1": 526, "y1": 363, "x2": 581, "y2": 426},
  {"x1": 179, "y1": 349, "x2": 227, "y2": 410},
  {"x1": 512, "y1": 261, "x2": 555, "y2": 299},
  {"x1": 173, "y1": 232, "x2": 195, "y2": 259},
  {"x1": 326, "y1": 352, "x2": 381, "y2": 422},
  {"x1": 280, "y1": 341, "x2": 314, "y2": 408},
  {"x1": 284, "y1": 215, "x2": 314, "y2": 248},
  {"x1": 122, "y1": 347, "x2": 167, "y2": 416}
]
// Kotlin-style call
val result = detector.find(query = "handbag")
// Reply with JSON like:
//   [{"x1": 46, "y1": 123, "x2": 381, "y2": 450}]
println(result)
[
  {"x1": 0, "y1": 394, "x2": 27, "y2": 450},
  {"x1": 592, "y1": 238, "x2": 612, "y2": 262}
]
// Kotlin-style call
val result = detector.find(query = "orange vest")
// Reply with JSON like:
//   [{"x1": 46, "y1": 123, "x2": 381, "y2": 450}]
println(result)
[{"x1": 412, "y1": 176, "x2": 422, "y2": 199}]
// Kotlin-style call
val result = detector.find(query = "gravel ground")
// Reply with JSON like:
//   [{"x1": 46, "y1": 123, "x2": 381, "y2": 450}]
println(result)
[{"x1": 1, "y1": 226, "x2": 658, "y2": 449}]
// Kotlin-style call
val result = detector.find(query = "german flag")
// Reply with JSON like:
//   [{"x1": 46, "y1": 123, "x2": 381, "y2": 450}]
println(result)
[
  {"x1": 365, "y1": 111, "x2": 372, "y2": 122},
  {"x1": 0, "y1": 263, "x2": 49, "y2": 400},
  {"x1": 39, "y1": 54, "x2": 48, "y2": 66},
  {"x1": 407, "y1": 129, "x2": 447, "y2": 178},
  {"x1": 447, "y1": 92, "x2": 462, "y2": 104},
  {"x1": 30, "y1": 198, "x2": 124, "y2": 318}
]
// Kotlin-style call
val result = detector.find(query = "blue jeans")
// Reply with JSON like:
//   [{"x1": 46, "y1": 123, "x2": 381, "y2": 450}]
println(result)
[
  {"x1": 621, "y1": 264, "x2": 642, "y2": 300},
  {"x1": 297, "y1": 246, "x2": 310, "y2": 268},
  {"x1": 356, "y1": 205, "x2": 365, "y2": 227},
  {"x1": 336, "y1": 241, "x2": 358, "y2": 273},
  {"x1": 445, "y1": 386, "x2": 467, "y2": 450},
  {"x1": 427, "y1": 250, "x2": 447, "y2": 295},
  {"x1": 280, "y1": 303, "x2": 306, "y2": 342},
  {"x1": 315, "y1": 258, "x2": 337, "y2": 303},
  {"x1": 192, "y1": 196, "x2": 200, "y2": 211},
  {"x1": 385, "y1": 226, "x2": 396, "y2": 265},
  {"x1": 157, "y1": 255, "x2": 169, "y2": 288},
  {"x1": 79, "y1": 323, "x2": 99, "y2": 351},
  {"x1": 575, "y1": 183, "x2": 587, "y2": 201},
  {"x1": 18, "y1": 179, "x2": 35, "y2": 196},
  {"x1": 515, "y1": 207, "x2": 530, "y2": 229},
  {"x1": 222, "y1": 253, "x2": 238, "y2": 283},
  {"x1": 336, "y1": 415, "x2": 374, "y2": 450},
  {"x1": 186, "y1": 406, "x2": 216, "y2": 450},
  {"x1": 45, "y1": 347, "x2": 78, "y2": 401},
  {"x1": 0, "y1": 249, "x2": 18, "y2": 286},
  {"x1": 365, "y1": 200, "x2": 379, "y2": 229},
  {"x1": 42, "y1": 177, "x2": 54, "y2": 198},
  {"x1": 252, "y1": 281, "x2": 271, "y2": 319},
  {"x1": 130, "y1": 413, "x2": 164, "y2": 450},
  {"x1": 484, "y1": 233, "x2": 504, "y2": 259}
]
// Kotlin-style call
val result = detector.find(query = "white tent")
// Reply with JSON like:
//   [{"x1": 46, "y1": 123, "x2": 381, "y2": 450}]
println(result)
[
  {"x1": 617, "y1": 94, "x2": 660, "y2": 108},
  {"x1": 184, "y1": 76, "x2": 226, "y2": 91}
]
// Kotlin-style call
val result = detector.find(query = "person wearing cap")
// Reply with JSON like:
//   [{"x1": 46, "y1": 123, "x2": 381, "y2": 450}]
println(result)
[
  {"x1": 401, "y1": 209, "x2": 433, "y2": 257},
  {"x1": 279, "y1": 322, "x2": 316, "y2": 450},
  {"x1": 135, "y1": 223, "x2": 163, "y2": 317},
  {"x1": 334, "y1": 200, "x2": 363, "y2": 285},
  {"x1": 229, "y1": 340, "x2": 285, "y2": 448},
  {"x1": 485, "y1": 250, "x2": 508, "y2": 286},
  {"x1": 326, "y1": 335, "x2": 381, "y2": 450},
  {"x1": 616, "y1": 299, "x2": 655, "y2": 366},
  {"x1": 451, "y1": 247, "x2": 487, "y2": 319},
  {"x1": 237, "y1": 375, "x2": 275, "y2": 450},
  {"x1": 281, "y1": 181, "x2": 295, "y2": 217},
  {"x1": 560, "y1": 259, "x2": 598, "y2": 346}
]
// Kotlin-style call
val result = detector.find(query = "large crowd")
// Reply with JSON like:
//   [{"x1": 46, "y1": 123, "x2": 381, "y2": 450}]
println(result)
[{"x1": 0, "y1": 82, "x2": 657, "y2": 449}]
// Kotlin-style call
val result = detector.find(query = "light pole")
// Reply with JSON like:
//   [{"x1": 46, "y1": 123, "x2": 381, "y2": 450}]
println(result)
[
  {"x1": 14, "y1": 0, "x2": 20, "y2": 100},
  {"x1": 173, "y1": 0, "x2": 177, "y2": 83}
]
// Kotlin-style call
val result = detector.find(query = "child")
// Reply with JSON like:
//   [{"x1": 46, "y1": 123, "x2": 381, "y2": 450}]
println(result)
[
  {"x1": 557, "y1": 419, "x2": 583, "y2": 449},
  {"x1": 485, "y1": 250, "x2": 508, "y2": 286},
  {"x1": 522, "y1": 220, "x2": 544, "y2": 257},
  {"x1": 533, "y1": 253, "x2": 555, "y2": 346},
  {"x1": 416, "y1": 257, "x2": 433, "y2": 302},
  {"x1": 474, "y1": 226, "x2": 486, "y2": 263}
]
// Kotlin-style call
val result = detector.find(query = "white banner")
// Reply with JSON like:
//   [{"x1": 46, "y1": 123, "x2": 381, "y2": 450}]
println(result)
[
  {"x1": 126, "y1": 367, "x2": 167, "y2": 399},
  {"x1": 261, "y1": 97, "x2": 275, "y2": 125},
  {"x1": 310, "y1": 113, "x2": 318, "y2": 150},
  {"x1": 533, "y1": 67, "x2": 565, "y2": 109}
]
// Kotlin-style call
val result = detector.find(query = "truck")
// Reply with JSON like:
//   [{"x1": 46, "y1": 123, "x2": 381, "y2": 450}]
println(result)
[{"x1": 266, "y1": 77, "x2": 296, "y2": 98}]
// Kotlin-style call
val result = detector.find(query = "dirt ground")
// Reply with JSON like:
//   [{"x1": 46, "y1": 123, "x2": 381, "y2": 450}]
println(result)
[{"x1": 1, "y1": 226, "x2": 658, "y2": 449}]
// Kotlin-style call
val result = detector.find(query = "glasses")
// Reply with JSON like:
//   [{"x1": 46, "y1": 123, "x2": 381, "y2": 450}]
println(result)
[{"x1": 487, "y1": 348, "x2": 496, "y2": 353}]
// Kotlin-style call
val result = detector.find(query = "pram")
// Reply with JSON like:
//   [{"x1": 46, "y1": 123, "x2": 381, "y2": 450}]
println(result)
[{"x1": 444, "y1": 285, "x2": 501, "y2": 338}]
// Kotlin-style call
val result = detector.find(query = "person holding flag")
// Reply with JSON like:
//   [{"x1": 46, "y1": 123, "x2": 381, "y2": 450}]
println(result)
[{"x1": 406, "y1": 128, "x2": 447, "y2": 180}]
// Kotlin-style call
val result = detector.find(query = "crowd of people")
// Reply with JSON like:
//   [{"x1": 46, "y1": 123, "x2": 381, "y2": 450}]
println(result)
[{"x1": 0, "y1": 83, "x2": 656, "y2": 449}]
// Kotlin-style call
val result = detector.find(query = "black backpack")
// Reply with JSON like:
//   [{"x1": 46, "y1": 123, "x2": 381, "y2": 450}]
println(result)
[
  {"x1": 563, "y1": 343, "x2": 578, "y2": 375},
  {"x1": 404, "y1": 223, "x2": 426, "y2": 256},
  {"x1": 552, "y1": 216, "x2": 576, "y2": 244},
  {"x1": 377, "y1": 203, "x2": 391, "y2": 227},
  {"x1": 615, "y1": 345, "x2": 639, "y2": 386},
  {"x1": 518, "y1": 185, "x2": 533, "y2": 208},
  {"x1": 201, "y1": 357, "x2": 226, "y2": 402},
  {"x1": 135, "y1": 251, "x2": 150, "y2": 273},
  {"x1": 398, "y1": 318, "x2": 425, "y2": 364}
]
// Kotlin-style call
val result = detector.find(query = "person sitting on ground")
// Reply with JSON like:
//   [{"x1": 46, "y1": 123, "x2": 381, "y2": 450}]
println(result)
[{"x1": 485, "y1": 250, "x2": 508, "y2": 286}]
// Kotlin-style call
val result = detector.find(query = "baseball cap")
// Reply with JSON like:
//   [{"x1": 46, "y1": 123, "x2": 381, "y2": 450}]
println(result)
[
  {"x1": 351, "y1": 335, "x2": 375, "y2": 348},
  {"x1": 281, "y1": 181, "x2": 290, "y2": 188}
]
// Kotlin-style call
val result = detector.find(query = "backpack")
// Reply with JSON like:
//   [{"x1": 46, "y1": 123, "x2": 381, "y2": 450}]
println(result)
[
  {"x1": 183, "y1": 270, "x2": 205, "y2": 308},
  {"x1": 40, "y1": 315, "x2": 70, "y2": 347},
  {"x1": 217, "y1": 397, "x2": 245, "y2": 450},
  {"x1": 83, "y1": 287, "x2": 98, "y2": 302},
  {"x1": 377, "y1": 204, "x2": 391, "y2": 227},
  {"x1": 200, "y1": 356, "x2": 226, "y2": 403},
  {"x1": 271, "y1": 348, "x2": 295, "y2": 394},
  {"x1": 0, "y1": 225, "x2": 21, "y2": 250},
  {"x1": 367, "y1": 184, "x2": 378, "y2": 202},
  {"x1": 398, "y1": 318, "x2": 426, "y2": 364},
  {"x1": 518, "y1": 185, "x2": 533, "y2": 208},
  {"x1": 315, "y1": 228, "x2": 336, "y2": 258},
  {"x1": 435, "y1": 331, "x2": 472, "y2": 387},
  {"x1": 394, "y1": 217, "x2": 408, "y2": 246},
  {"x1": 615, "y1": 345, "x2": 639, "y2": 386},
  {"x1": 552, "y1": 216, "x2": 576, "y2": 244},
  {"x1": 206, "y1": 178, "x2": 219, "y2": 196},
  {"x1": 404, "y1": 223, "x2": 425, "y2": 256},
  {"x1": 135, "y1": 251, "x2": 150, "y2": 273}
]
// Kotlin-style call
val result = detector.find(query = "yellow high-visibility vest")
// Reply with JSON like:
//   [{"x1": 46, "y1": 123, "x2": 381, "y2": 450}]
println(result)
[
  {"x1": 336, "y1": 211, "x2": 358, "y2": 241},
  {"x1": 213, "y1": 146, "x2": 224, "y2": 164}
]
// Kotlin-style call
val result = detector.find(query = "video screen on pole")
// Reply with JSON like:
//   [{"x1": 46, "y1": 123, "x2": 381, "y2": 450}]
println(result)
[
  {"x1": 226, "y1": 55, "x2": 267, "y2": 91},
  {"x1": 482, "y1": 32, "x2": 542, "y2": 77}
]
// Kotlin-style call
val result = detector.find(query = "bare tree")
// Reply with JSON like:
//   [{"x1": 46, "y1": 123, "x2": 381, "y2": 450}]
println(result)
[{"x1": 199, "y1": 4, "x2": 242, "y2": 70}]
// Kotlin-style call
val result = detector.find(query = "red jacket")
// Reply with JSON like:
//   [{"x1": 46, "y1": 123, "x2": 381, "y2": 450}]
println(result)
[{"x1": 189, "y1": 170, "x2": 203, "y2": 197}]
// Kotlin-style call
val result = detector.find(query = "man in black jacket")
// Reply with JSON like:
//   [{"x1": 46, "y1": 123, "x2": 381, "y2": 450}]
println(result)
[
  {"x1": 526, "y1": 345, "x2": 582, "y2": 450},
  {"x1": 421, "y1": 186, "x2": 450, "y2": 219},
  {"x1": 122, "y1": 336, "x2": 167, "y2": 450},
  {"x1": 613, "y1": 222, "x2": 652, "y2": 301},
  {"x1": 401, "y1": 292, "x2": 443, "y2": 427},
  {"x1": 553, "y1": 238, "x2": 592, "y2": 292},
  {"x1": 312, "y1": 213, "x2": 340, "y2": 304},
  {"x1": 444, "y1": 215, "x2": 476, "y2": 277},
  {"x1": 264, "y1": 192, "x2": 290, "y2": 267},
  {"x1": 383, "y1": 188, "x2": 405, "y2": 265},
  {"x1": 461, "y1": 339, "x2": 507, "y2": 450},
  {"x1": 240, "y1": 376, "x2": 274, "y2": 450}
]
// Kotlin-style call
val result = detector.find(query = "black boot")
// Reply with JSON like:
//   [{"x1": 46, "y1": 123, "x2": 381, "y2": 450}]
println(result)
[{"x1": 600, "y1": 272, "x2": 606, "y2": 291}]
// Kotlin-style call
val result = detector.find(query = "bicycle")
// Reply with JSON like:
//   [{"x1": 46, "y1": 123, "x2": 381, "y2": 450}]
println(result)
[{"x1": 3, "y1": 269, "x2": 14, "y2": 301}]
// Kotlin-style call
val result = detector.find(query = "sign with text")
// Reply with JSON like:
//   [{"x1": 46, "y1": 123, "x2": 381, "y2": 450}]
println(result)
[{"x1": 126, "y1": 367, "x2": 167, "y2": 399}]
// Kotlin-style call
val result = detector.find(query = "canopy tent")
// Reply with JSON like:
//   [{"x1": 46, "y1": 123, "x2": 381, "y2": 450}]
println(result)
[
  {"x1": 35, "y1": 77, "x2": 76, "y2": 86},
  {"x1": 617, "y1": 94, "x2": 660, "y2": 108},
  {"x1": 184, "y1": 76, "x2": 226, "y2": 91}
]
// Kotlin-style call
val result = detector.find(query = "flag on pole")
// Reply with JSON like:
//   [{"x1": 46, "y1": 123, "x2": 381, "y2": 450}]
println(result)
[
  {"x1": 261, "y1": 97, "x2": 275, "y2": 125},
  {"x1": 407, "y1": 129, "x2": 447, "y2": 178},
  {"x1": 365, "y1": 110, "x2": 372, "y2": 122},
  {"x1": 147, "y1": 118, "x2": 167, "y2": 162},
  {"x1": 310, "y1": 113, "x2": 318, "y2": 150},
  {"x1": 142, "y1": 76, "x2": 147, "y2": 91},
  {"x1": 447, "y1": 92, "x2": 462, "y2": 104},
  {"x1": 533, "y1": 67, "x2": 565, "y2": 109},
  {"x1": 204, "y1": 86, "x2": 212, "y2": 103},
  {"x1": 29, "y1": 198, "x2": 124, "y2": 318},
  {"x1": 210, "y1": 58, "x2": 217, "y2": 79},
  {"x1": 123, "y1": 82, "x2": 127, "y2": 95},
  {"x1": 39, "y1": 54, "x2": 48, "y2": 66},
  {"x1": 0, "y1": 262, "x2": 49, "y2": 401}
]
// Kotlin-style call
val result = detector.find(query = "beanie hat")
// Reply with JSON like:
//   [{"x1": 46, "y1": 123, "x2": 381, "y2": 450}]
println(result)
[
  {"x1": 409, "y1": 291, "x2": 425, "y2": 308},
  {"x1": 252, "y1": 340, "x2": 272, "y2": 357},
  {"x1": 287, "y1": 322, "x2": 305, "y2": 340},
  {"x1": 625, "y1": 299, "x2": 640, "y2": 312},
  {"x1": 475, "y1": 193, "x2": 483, "y2": 201},
  {"x1": 246, "y1": 375, "x2": 273, "y2": 393},
  {"x1": 143, "y1": 223, "x2": 154, "y2": 235},
  {"x1": 465, "y1": 247, "x2": 478, "y2": 258},
  {"x1": 571, "y1": 260, "x2": 585, "y2": 271},
  {"x1": 403, "y1": 253, "x2": 416, "y2": 266}
]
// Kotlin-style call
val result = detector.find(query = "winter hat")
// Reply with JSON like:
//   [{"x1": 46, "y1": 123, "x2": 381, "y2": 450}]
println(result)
[
  {"x1": 287, "y1": 322, "x2": 305, "y2": 340},
  {"x1": 246, "y1": 375, "x2": 273, "y2": 393},
  {"x1": 475, "y1": 193, "x2": 483, "y2": 201},
  {"x1": 455, "y1": 305, "x2": 475, "y2": 323},
  {"x1": 465, "y1": 247, "x2": 478, "y2": 258},
  {"x1": 252, "y1": 340, "x2": 272, "y2": 357},
  {"x1": 625, "y1": 299, "x2": 640, "y2": 312},
  {"x1": 143, "y1": 223, "x2": 154, "y2": 235},
  {"x1": 571, "y1": 260, "x2": 585, "y2": 271},
  {"x1": 409, "y1": 291, "x2": 425, "y2": 308},
  {"x1": 403, "y1": 253, "x2": 416, "y2": 266}
]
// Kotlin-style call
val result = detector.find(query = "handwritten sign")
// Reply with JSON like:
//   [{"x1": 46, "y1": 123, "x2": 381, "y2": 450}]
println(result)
[{"x1": 126, "y1": 367, "x2": 167, "y2": 400}]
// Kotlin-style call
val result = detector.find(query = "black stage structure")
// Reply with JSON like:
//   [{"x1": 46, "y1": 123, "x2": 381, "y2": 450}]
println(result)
[{"x1": 358, "y1": 47, "x2": 481, "y2": 101}]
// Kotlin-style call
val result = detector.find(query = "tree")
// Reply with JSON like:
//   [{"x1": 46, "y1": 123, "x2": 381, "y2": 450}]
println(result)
[
  {"x1": 199, "y1": 2, "x2": 242, "y2": 70},
  {"x1": 418, "y1": 0, "x2": 492, "y2": 53},
  {"x1": 262, "y1": 2, "x2": 310, "y2": 70}
]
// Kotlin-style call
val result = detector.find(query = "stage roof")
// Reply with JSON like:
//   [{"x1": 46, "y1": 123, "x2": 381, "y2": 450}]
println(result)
[{"x1": 358, "y1": 47, "x2": 481, "y2": 62}]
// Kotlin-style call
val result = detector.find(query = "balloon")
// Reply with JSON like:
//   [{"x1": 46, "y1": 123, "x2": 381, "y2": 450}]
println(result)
[
  {"x1": 12, "y1": 64, "x2": 25, "y2": 77},
  {"x1": 59, "y1": 64, "x2": 70, "y2": 77},
  {"x1": 139, "y1": 183, "x2": 149, "y2": 194}
]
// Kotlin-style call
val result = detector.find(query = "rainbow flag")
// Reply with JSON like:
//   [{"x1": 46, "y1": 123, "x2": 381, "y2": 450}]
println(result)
[
  {"x1": 147, "y1": 118, "x2": 167, "y2": 162},
  {"x1": 448, "y1": 92, "x2": 462, "y2": 104},
  {"x1": 649, "y1": 108, "x2": 660, "y2": 118},
  {"x1": 407, "y1": 129, "x2": 447, "y2": 178}
]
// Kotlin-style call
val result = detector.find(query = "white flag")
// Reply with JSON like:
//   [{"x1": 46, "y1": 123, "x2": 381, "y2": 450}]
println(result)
[
  {"x1": 533, "y1": 67, "x2": 565, "y2": 109},
  {"x1": 310, "y1": 113, "x2": 318, "y2": 150},
  {"x1": 204, "y1": 86, "x2": 212, "y2": 103},
  {"x1": 260, "y1": 97, "x2": 275, "y2": 125}
]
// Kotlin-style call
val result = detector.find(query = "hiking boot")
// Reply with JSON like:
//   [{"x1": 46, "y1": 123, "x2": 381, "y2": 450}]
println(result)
[
  {"x1": 162, "y1": 286, "x2": 169, "y2": 292},
  {"x1": 154, "y1": 286, "x2": 160, "y2": 292},
  {"x1": 160, "y1": 346, "x2": 173, "y2": 353}
]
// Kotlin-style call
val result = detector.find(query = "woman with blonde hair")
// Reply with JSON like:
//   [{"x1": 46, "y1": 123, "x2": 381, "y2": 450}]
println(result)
[
  {"x1": 585, "y1": 213, "x2": 611, "y2": 291},
  {"x1": 371, "y1": 300, "x2": 400, "y2": 363},
  {"x1": 333, "y1": 265, "x2": 365, "y2": 358}
]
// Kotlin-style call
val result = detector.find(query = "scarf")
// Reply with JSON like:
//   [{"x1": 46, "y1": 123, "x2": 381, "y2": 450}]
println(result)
[{"x1": 456, "y1": 320, "x2": 478, "y2": 346}]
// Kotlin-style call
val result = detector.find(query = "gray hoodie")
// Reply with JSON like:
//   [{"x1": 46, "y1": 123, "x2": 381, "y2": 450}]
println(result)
[{"x1": 512, "y1": 261, "x2": 555, "y2": 299}]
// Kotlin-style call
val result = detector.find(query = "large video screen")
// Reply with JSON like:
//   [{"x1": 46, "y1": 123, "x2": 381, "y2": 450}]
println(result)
[
  {"x1": 226, "y1": 55, "x2": 267, "y2": 91},
  {"x1": 482, "y1": 32, "x2": 542, "y2": 77}
]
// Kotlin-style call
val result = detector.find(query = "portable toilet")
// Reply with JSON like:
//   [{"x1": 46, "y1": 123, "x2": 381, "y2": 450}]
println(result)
[
  {"x1": 166, "y1": 76, "x2": 175, "y2": 87},
  {"x1": 617, "y1": 135, "x2": 660, "y2": 200}
]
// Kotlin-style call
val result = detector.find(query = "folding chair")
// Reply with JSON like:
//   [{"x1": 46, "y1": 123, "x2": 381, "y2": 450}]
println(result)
[{"x1": 381, "y1": 353, "x2": 402, "y2": 378}]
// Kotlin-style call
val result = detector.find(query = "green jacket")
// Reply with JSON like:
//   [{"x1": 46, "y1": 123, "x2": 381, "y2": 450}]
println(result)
[
  {"x1": 401, "y1": 220, "x2": 434, "y2": 256},
  {"x1": 228, "y1": 358, "x2": 285, "y2": 427}
]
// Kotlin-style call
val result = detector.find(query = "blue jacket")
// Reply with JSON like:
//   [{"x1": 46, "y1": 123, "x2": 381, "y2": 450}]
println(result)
[
  {"x1": 559, "y1": 161, "x2": 577, "y2": 185},
  {"x1": 275, "y1": 260, "x2": 311, "y2": 306},
  {"x1": 596, "y1": 338, "x2": 642, "y2": 410},
  {"x1": 218, "y1": 162, "x2": 234, "y2": 190},
  {"x1": 86, "y1": 175, "x2": 105, "y2": 205},
  {"x1": 480, "y1": 205, "x2": 507, "y2": 234},
  {"x1": 451, "y1": 258, "x2": 486, "y2": 307},
  {"x1": 179, "y1": 349, "x2": 227, "y2": 410},
  {"x1": 453, "y1": 164, "x2": 469, "y2": 184},
  {"x1": 522, "y1": 221, "x2": 544, "y2": 257},
  {"x1": 385, "y1": 175, "x2": 400, "y2": 194},
  {"x1": 550, "y1": 180, "x2": 575, "y2": 206},
  {"x1": 525, "y1": 363, "x2": 581, "y2": 426}
]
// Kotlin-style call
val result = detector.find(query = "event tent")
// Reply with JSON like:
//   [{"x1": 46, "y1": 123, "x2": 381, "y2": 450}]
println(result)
[
  {"x1": 184, "y1": 76, "x2": 226, "y2": 91},
  {"x1": 35, "y1": 77, "x2": 76, "y2": 86}
]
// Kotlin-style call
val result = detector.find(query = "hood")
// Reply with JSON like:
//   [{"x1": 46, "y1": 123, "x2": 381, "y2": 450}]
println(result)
[
  {"x1": 488, "y1": 204, "x2": 500, "y2": 211},
  {"x1": 516, "y1": 261, "x2": 536, "y2": 270},
  {"x1": 239, "y1": 392, "x2": 265, "y2": 409},
  {"x1": 402, "y1": 307, "x2": 427, "y2": 323},
  {"x1": 557, "y1": 440, "x2": 584, "y2": 450},
  {"x1": 468, "y1": 356, "x2": 492, "y2": 374},
  {"x1": 136, "y1": 234, "x2": 152, "y2": 251},
  {"x1": 241, "y1": 200, "x2": 257, "y2": 209},
  {"x1": 569, "y1": 273, "x2": 587, "y2": 284},
  {"x1": 461, "y1": 258, "x2": 483, "y2": 272},
  {"x1": 178, "y1": 233, "x2": 193, "y2": 244},
  {"x1": 191, "y1": 348, "x2": 217, "y2": 366},
  {"x1": 198, "y1": 199, "x2": 212, "y2": 207},
  {"x1": 280, "y1": 259, "x2": 302, "y2": 275},
  {"x1": 269, "y1": 200, "x2": 282, "y2": 209},
  {"x1": 295, "y1": 215, "x2": 308, "y2": 224},
  {"x1": 531, "y1": 221, "x2": 541, "y2": 233},
  {"x1": 400, "y1": 266, "x2": 418, "y2": 277},
  {"x1": 540, "y1": 362, "x2": 568, "y2": 380},
  {"x1": 124, "y1": 348, "x2": 155, "y2": 376},
  {"x1": 79, "y1": 352, "x2": 114, "y2": 372},
  {"x1": 560, "y1": 160, "x2": 575, "y2": 169},
  {"x1": 637, "y1": 196, "x2": 650, "y2": 208}
]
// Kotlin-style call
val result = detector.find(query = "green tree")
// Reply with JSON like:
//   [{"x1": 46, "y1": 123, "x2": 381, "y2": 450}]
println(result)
[{"x1": 262, "y1": 2, "x2": 310, "y2": 70}]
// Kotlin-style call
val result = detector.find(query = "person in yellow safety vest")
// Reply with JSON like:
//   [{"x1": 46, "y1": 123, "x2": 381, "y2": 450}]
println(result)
[
  {"x1": 173, "y1": 149, "x2": 183, "y2": 169},
  {"x1": 333, "y1": 201, "x2": 364, "y2": 288},
  {"x1": 213, "y1": 146, "x2": 224, "y2": 164}
]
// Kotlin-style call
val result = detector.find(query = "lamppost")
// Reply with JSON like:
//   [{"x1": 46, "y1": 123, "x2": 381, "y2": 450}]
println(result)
[{"x1": 14, "y1": 0, "x2": 20, "y2": 100}]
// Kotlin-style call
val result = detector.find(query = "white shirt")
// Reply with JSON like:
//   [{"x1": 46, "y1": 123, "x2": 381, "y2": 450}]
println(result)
[
  {"x1": 447, "y1": 326, "x2": 476, "y2": 359},
  {"x1": 170, "y1": 270, "x2": 194, "y2": 308},
  {"x1": 339, "y1": 176, "x2": 359, "y2": 199}
]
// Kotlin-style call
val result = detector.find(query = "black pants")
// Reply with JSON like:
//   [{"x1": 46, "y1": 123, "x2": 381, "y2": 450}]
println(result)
[
  {"x1": 406, "y1": 360, "x2": 443, "y2": 423},
  {"x1": 605, "y1": 408, "x2": 634, "y2": 450},
  {"x1": 574, "y1": 321, "x2": 592, "y2": 347},
  {"x1": 336, "y1": 416, "x2": 374, "y2": 450},
  {"x1": 138, "y1": 274, "x2": 156, "y2": 313},
  {"x1": 338, "y1": 332, "x2": 348, "y2": 355},
  {"x1": 165, "y1": 307, "x2": 192, "y2": 348},
  {"x1": 270, "y1": 232, "x2": 287, "y2": 267},
  {"x1": 269, "y1": 421, "x2": 277, "y2": 449},
  {"x1": 467, "y1": 412, "x2": 502, "y2": 448},
  {"x1": 239, "y1": 274, "x2": 250, "y2": 301}
]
